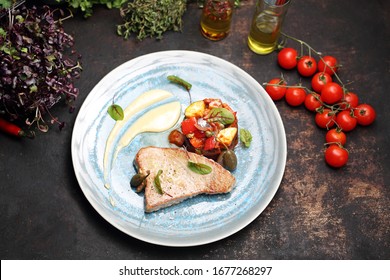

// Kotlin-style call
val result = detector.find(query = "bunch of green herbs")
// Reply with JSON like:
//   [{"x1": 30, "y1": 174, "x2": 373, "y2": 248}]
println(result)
[
  {"x1": 61, "y1": 0, "x2": 127, "y2": 17},
  {"x1": 117, "y1": 0, "x2": 187, "y2": 40}
]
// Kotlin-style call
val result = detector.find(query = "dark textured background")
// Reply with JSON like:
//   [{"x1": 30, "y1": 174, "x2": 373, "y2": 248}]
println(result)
[{"x1": 1, "y1": 0, "x2": 389, "y2": 259}]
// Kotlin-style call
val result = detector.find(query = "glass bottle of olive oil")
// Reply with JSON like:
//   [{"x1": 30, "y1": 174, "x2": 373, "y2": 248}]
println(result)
[
  {"x1": 200, "y1": 0, "x2": 234, "y2": 41},
  {"x1": 247, "y1": 0, "x2": 291, "y2": 54}
]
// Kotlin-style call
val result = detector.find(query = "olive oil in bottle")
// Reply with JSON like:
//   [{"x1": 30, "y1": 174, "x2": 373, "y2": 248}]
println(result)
[
  {"x1": 247, "y1": 10, "x2": 280, "y2": 54},
  {"x1": 200, "y1": 0, "x2": 234, "y2": 41},
  {"x1": 247, "y1": 0, "x2": 291, "y2": 55}
]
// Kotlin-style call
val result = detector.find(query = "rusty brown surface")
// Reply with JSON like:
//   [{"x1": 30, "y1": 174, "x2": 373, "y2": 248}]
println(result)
[{"x1": 0, "y1": 0, "x2": 389, "y2": 259}]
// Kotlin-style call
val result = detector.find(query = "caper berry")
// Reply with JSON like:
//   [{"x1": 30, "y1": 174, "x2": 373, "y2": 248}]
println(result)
[
  {"x1": 217, "y1": 151, "x2": 226, "y2": 166},
  {"x1": 130, "y1": 172, "x2": 149, "y2": 190},
  {"x1": 217, "y1": 150, "x2": 237, "y2": 171},
  {"x1": 223, "y1": 150, "x2": 237, "y2": 171}
]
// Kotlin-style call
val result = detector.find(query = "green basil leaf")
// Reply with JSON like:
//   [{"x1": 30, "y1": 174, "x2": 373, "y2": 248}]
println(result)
[
  {"x1": 208, "y1": 108, "x2": 235, "y2": 125},
  {"x1": 240, "y1": 128, "x2": 252, "y2": 148},
  {"x1": 188, "y1": 161, "x2": 212, "y2": 175},
  {"x1": 153, "y1": 170, "x2": 164, "y2": 195},
  {"x1": 107, "y1": 104, "x2": 124, "y2": 121}
]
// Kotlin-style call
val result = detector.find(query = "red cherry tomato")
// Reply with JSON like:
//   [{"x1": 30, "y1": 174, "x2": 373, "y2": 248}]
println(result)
[
  {"x1": 354, "y1": 104, "x2": 376, "y2": 126},
  {"x1": 318, "y1": 56, "x2": 338, "y2": 76},
  {"x1": 336, "y1": 110, "x2": 357, "y2": 132},
  {"x1": 340, "y1": 92, "x2": 359, "y2": 110},
  {"x1": 285, "y1": 86, "x2": 306, "y2": 106},
  {"x1": 297, "y1": 56, "x2": 317, "y2": 77},
  {"x1": 277, "y1": 48, "x2": 298, "y2": 70},
  {"x1": 189, "y1": 137, "x2": 204, "y2": 149},
  {"x1": 311, "y1": 72, "x2": 332, "y2": 93},
  {"x1": 304, "y1": 92, "x2": 322, "y2": 112},
  {"x1": 181, "y1": 117, "x2": 197, "y2": 135},
  {"x1": 203, "y1": 136, "x2": 217, "y2": 150},
  {"x1": 265, "y1": 78, "x2": 287, "y2": 101},
  {"x1": 325, "y1": 128, "x2": 347, "y2": 146},
  {"x1": 325, "y1": 144, "x2": 348, "y2": 168},
  {"x1": 193, "y1": 129, "x2": 206, "y2": 139},
  {"x1": 321, "y1": 82, "x2": 343, "y2": 105},
  {"x1": 315, "y1": 108, "x2": 336, "y2": 129}
]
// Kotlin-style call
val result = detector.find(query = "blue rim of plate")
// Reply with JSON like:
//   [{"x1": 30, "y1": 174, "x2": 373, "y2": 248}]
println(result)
[{"x1": 71, "y1": 50, "x2": 287, "y2": 247}]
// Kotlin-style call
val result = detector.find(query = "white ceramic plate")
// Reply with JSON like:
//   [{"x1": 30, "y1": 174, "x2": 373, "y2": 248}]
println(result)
[{"x1": 71, "y1": 50, "x2": 287, "y2": 247}]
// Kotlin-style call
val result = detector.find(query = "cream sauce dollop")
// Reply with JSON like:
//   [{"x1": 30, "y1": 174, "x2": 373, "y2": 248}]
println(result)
[{"x1": 103, "y1": 89, "x2": 181, "y2": 189}]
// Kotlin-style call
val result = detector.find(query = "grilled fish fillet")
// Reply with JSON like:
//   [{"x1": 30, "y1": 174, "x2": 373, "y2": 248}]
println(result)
[{"x1": 134, "y1": 146, "x2": 236, "y2": 212}]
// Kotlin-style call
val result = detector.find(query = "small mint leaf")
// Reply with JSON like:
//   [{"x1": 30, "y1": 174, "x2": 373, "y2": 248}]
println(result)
[
  {"x1": 188, "y1": 161, "x2": 212, "y2": 175},
  {"x1": 107, "y1": 104, "x2": 124, "y2": 121},
  {"x1": 240, "y1": 128, "x2": 252, "y2": 148}
]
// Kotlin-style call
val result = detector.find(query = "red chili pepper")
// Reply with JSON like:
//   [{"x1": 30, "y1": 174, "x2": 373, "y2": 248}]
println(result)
[{"x1": 0, "y1": 118, "x2": 34, "y2": 138}]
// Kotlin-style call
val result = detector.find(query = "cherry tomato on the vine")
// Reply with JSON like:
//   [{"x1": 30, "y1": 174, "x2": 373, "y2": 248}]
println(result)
[
  {"x1": 265, "y1": 78, "x2": 287, "y2": 101},
  {"x1": 318, "y1": 56, "x2": 338, "y2": 76},
  {"x1": 304, "y1": 92, "x2": 322, "y2": 112},
  {"x1": 277, "y1": 48, "x2": 298, "y2": 70},
  {"x1": 315, "y1": 108, "x2": 336, "y2": 129},
  {"x1": 311, "y1": 72, "x2": 332, "y2": 93},
  {"x1": 297, "y1": 56, "x2": 317, "y2": 77},
  {"x1": 325, "y1": 144, "x2": 348, "y2": 168},
  {"x1": 340, "y1": 92, "x2": 359, "y2": 110},
  {"x1": 264, "y1": 40, "x2": 374, "y2": 169},
  {"x1": 285, "y1": 86, "x2": 306, "y2": 106},
  {"x1": 326, "y1": 128, "x2": 347, "y2": 146},
  {"x1": 354, "y1": 104, "x2": 376, "y2": 126},
  {"x1": 336, "y1": 110, "x2": 357, "y2": 132},
  {"x1": 321, "y1": 82, "x2": 343, "y2": 105}
]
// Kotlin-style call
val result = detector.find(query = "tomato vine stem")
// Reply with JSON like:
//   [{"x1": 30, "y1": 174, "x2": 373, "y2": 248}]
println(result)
[
  {"x1": 262, "y1": 81, "x2": 356, "y2": 115},
  {"x1": 281, "y1": 32, "x2": 345, "y2": 89}
]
